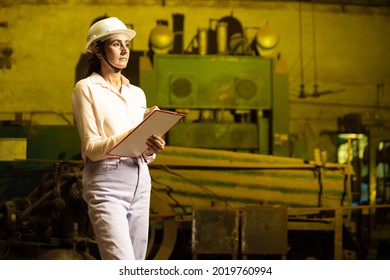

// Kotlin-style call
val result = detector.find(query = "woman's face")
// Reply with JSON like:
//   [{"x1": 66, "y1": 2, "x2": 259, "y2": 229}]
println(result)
[{"x1": 103, "y1": 34, "x2": 130, "y2": 69}]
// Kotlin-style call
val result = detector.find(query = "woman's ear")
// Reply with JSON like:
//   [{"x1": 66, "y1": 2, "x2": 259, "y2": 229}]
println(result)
[{"x1": 94, "y1": 47, "x2": 103, "y2": 59}]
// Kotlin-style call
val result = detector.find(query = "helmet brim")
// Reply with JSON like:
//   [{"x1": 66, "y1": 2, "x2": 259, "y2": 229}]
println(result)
[{"x1": 86, "y1": 29, "x2": 136, "y2": 53}]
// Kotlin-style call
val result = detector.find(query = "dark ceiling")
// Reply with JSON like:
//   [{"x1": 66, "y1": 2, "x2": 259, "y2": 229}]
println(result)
[{"x1": 267, "y1": 0, "x2": 390, "y2": 7}]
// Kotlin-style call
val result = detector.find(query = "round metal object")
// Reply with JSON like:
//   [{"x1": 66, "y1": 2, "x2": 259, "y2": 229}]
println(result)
[
  {"x1": 236, "y1": 78, "x2": 257, "y2": 100},
  {"x1": 171, "y1": 77, "x2": 192, "y2": 98},
  {"x1": 149, "y1": 20, "x2": 174, "y2": 54},
  {"x1": 255, "y1": 24, "x2": 280, "y2": 50}
]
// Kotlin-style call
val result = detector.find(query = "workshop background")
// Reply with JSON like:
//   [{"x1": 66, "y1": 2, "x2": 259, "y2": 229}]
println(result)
[
  {"x1": 0, "y1": 0, "x2": 389, "y2": 161},
  {"x1": 0, "y1": 0, "x2": 390, "y2": 260}
]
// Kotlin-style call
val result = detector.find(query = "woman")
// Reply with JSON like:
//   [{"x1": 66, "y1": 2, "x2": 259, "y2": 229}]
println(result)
[{"x1": 72, "y1": 17, "x2": 165, "y2": 260}]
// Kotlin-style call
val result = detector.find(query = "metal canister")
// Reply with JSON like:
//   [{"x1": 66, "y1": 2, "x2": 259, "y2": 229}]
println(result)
[
  {"x1": 216, "y1": 22, "x2": 228, "y2": 55},
  {"x1": 198, "y1": 28, "x2": 208, "y2": 55}
]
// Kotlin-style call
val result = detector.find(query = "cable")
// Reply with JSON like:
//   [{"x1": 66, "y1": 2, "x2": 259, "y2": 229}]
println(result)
[
  {"x1": 312, "y1": 2, "x2": 319, "y2": 92},
  {"x1": 151, "y1": 177, "x2": 185, "y2": 214},
  {"x1": 298, "y1": 1, "x2": 305, "y2": 98},
  {"x1": 150, "y1": 165, "x2": 230, "y2": 207}
]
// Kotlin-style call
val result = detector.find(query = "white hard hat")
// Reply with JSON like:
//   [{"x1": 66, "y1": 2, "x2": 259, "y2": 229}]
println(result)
[{"x1": 86, "y1": 17, "x2": 136, "y2": 53}]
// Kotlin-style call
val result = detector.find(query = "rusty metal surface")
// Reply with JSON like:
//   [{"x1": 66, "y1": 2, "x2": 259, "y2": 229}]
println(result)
[
  {"x1": 191, "y1": 208, "x2": 239, "y2": 255},
  {"x1": 241, "y1": 206, "x2": 288, "y2": 255}
]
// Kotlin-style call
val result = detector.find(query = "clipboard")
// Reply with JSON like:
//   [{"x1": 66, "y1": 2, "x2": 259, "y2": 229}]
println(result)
[{"x1": 107, "y1": 109, "x2": 185, "y2": 157}]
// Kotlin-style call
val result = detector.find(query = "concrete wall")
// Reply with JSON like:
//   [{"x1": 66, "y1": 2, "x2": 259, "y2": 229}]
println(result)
[{"x1": 0, "y1": 0, "x2": 389, "y2": 161}]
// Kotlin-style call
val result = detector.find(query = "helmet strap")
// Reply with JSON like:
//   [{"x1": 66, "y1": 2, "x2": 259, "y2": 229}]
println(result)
[{"x1": 97, "y1": 42, "x2": 122, "y2": 73}]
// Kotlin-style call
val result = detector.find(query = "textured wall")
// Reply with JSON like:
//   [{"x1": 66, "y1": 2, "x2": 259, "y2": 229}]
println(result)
[{"x1": 0, "y1": 0, "x2": 389, "y2": 160}]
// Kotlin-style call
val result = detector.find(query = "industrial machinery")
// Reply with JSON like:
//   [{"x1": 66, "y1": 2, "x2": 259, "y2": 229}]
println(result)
[
  {"x1": 0, "y1": 126, "x2": 97, "y2": 260},
  {"x1": 1, "y1": 13, "x2": 389, "y2": 260},
  {"x1": 140, "y1": 54, "x2": 289, "y2": 157},
  {"x1": 0, "y1": 161, "x2": 96, "y2": 260},
  {"x1": 0, "y1": 137, "x2": 353, "y2": 260}
]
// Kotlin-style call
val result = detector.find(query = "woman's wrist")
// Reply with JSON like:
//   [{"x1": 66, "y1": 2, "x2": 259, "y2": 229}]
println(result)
[{"x1": 143, "y1": 149, "x2": 154, "y2": 157}]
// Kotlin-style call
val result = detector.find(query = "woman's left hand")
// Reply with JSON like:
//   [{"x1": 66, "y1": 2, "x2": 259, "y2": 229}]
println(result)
[
  {"x1": 144, "y1": 106, "x2": 159, "y2": 119},
  {"x1": 145, "y1": 134, "x2": 165, "y2": 155}
]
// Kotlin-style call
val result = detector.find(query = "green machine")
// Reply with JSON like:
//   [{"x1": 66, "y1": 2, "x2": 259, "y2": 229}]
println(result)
[{"x1": 140, "y1": 54, "x2": 289, "y2": 156}]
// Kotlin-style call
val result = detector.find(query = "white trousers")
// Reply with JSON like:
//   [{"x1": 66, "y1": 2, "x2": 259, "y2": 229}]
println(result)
[{"x1": 82, "y1": 157, "x2": 151, "y2": 260}]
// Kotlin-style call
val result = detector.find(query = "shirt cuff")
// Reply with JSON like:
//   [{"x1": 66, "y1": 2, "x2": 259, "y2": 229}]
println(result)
[{"x1": 142, "y1": 152, "x2": 156, "y2": 164}]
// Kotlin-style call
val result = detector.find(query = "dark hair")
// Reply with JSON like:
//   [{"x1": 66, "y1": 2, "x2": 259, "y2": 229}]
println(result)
[
  {"x1": 85, "y1": 40, "x2": 106, "y2": 77},
  {"x1": 85, "y1": 53, "x2": 101, "y2": 77}
]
